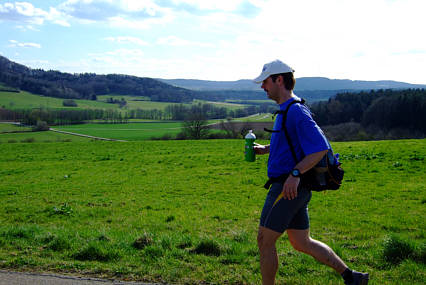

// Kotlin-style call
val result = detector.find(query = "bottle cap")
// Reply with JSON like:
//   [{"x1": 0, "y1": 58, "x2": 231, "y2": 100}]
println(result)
[{"x1": 245, "y1": 130, "x2": 256, "y2": 139}]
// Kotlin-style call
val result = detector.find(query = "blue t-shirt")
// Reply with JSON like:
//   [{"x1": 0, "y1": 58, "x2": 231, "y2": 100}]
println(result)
[{"x1": 267, "y1": 96, "x2": 329, "y2": 178}]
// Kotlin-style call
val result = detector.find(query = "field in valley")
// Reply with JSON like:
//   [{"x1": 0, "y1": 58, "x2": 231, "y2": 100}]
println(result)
[
  {"x1": 53, "y1": 122, "x2": 184, "y2": 141},
  {"x1": 0, "y1": 91, "x2": 114, "y2": 110},
  {"x1": 0, "y1": 139, "x2": 424, "y2": 284}
]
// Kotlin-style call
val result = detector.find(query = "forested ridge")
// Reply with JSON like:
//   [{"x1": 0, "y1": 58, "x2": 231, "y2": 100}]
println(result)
[
  {"x1": 0, "y1": 55, "x2": 195, "y2": 102},
  {"x1": 4, "y1": 55, "x2": 425, "y2": 104},
  {"x1": 310, "y1": 89, "x2": 426, "y2": 140}
]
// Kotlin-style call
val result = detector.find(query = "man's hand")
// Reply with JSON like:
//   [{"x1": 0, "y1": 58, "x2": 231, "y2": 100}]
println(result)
[
  {"x1": 254, "y1": 143, "x2": 270, "y2": 155},
  {"x1": 282, "y1": 175, "x2": 300, "y2": 200}
]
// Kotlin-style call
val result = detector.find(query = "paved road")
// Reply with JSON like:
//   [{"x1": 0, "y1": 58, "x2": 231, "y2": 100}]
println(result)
[{"x1": 0, "y1": 271, "x2": 163, "y2": 285}]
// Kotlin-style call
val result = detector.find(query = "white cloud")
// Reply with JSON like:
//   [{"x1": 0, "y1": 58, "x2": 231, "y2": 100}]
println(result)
[
  {"x1": 0, "y1": 2, "x2": 70, "y2": 27},
  {"x1": 156, "y1": 36, "x2": 213, "y2": 47},
  {"x1": 15, "y1": 24, "x2": 40, "y2": 31},
  {"x1": 9, "y1": 39, "x2": 41, "y2": 48},
  {"x1": 159, "y1": 0, "x2": 261, "y2": 15},
  {"x1": 88, "y1": 49, "x2": 145, "y2": 67},
  {"x1": 0, "y1": 2, "x2": 48, "y2": 24},
  {"x1": 104, "y1": 36, "x2": 149, "y2": 46},
  {"x1": 57, "y1": 0, "x2": 172, "y2": 28}
]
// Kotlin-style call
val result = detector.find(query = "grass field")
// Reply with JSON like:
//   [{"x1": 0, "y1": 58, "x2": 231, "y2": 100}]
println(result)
[
  {"x1": 0, "y1": 139, "x2": 424, "y2": 284},
  {"x1": 0, "y1": 123, "x2": 93, "y2": 143},
  {"x1": 97, "y1": 95, "x2": 190, "y2": 111},
  {"x1": 0, "y1": 91, "x2": 115, "y2": 110},
  {"x1": 1, "y1": 91, "x2": 246, "y2": 113},
  {"x1": 0, "y1": 130, "x2": 93, "y2": 143},
  {"x1": 235, "y1": 113, "x2": 273, "y2": 122},
  {"x1": 194, "y1": 100, "x2": 246, "y2": 111},
  {"x1": 54, "y1": 122, "x2": 184, "y2": 141},
  {"x1": 0, "y1": 123, "x2": 32, "y2": 133},
  {"x1": 97, "y1": 94, "x2": 151, "y2": 101}
]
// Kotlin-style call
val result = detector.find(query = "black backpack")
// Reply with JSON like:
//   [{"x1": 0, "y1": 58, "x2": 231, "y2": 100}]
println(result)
[{"x1": 265, "y1": 99, "x2": 344, "y2": 191}]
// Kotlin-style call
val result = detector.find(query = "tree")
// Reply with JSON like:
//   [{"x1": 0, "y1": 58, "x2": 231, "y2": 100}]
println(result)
[
  {"x1": 32, "y1": 120, "x2": 49, "y2": 131},
  {"x1": 63, "y1": 99, "x2": 78, "y2": 107},
  {"x1": 181, "y1": 112, "x2": 210, "y2": 139}
]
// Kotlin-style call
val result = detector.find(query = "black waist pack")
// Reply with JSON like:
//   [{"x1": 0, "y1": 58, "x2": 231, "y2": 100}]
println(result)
[
  {"x1": 264, "y1": 99, "x2": 344, "y2": 192},
  {"x1": 301, "y1": 150, "x2": 344, "y2": 191}
]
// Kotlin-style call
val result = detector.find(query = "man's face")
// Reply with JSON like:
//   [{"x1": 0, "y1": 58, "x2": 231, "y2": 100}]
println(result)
[{"x1": 261, "y1": 76, "x2": 280, "y2": 102}]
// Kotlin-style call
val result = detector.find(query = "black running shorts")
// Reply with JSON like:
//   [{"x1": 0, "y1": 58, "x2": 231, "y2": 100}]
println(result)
[{"x1": 260, "y1": 182, "x2": 312, "y2": 233}]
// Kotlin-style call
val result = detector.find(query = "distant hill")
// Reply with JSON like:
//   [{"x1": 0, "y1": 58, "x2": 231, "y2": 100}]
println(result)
[
  {"x1": 158, "y1": 79, "x2": 261, "y2": 91},
  {"x1": 159, "y1": 77, "x2": 426, "y2": 104},
  {"x1": 2, "y1": 54, "x2": 424, "y2": 105},
  {"x1": 159, "y1": 77, "x2": 426, "y2": 91}
]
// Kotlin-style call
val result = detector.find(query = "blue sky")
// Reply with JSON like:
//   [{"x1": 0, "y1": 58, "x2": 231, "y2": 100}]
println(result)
[{"x1": 0, "y1": 0, "x2": 425, "y2": 84}]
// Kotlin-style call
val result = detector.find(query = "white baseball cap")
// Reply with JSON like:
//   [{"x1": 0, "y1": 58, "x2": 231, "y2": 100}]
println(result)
[{"x1": 253, "y1": 60, "x2": 294, "y2": 83}]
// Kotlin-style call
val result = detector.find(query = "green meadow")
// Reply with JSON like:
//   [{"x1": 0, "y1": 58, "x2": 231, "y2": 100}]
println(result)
[
  {"x1": 97, "y1": 95, "x2": 190, "y2": 111},
  {"x1": 0, "y1": 131, "x2": 92, "y2": 143},
  {"x1": 1, "y1": 91, "x2": 247, "y2": 112},
  {"x1": 0, "y1": 91, "x2": 114, "y2": 110},
  {"x1": 0, "y1": 123, "x2": 31, "y2": 133},
  {"x1": 0, "y1": 139, "x2": 424, "y2": 284},
  {"x1": 54, "y1": 122, "x2": 184, "y2": 141},
  {"x1": 0, "y1": 123, "x2": 91, "y2": 143},
  {"x1": 0, "y1": 90, "x2": 185, "y2": 111},
  {"x1": 235, "y1": 113, "x2": 272, "y2": 122},
  {"x1": 194, "y1": 100, "x2": 246, "y2": 111}
]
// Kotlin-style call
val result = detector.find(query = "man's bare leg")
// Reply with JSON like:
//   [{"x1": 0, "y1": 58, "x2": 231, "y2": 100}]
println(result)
[
  {"x1": 257, "y1": 226, "x2": 283, "y2": 285},
  {"x1": 287, "y1": 228, "x2": 347, "y2": 274}
]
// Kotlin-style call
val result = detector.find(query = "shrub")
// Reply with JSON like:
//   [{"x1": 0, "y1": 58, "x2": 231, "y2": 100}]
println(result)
[
  {"x1": 62, "y1": 99, "x2": 78, "y2": 107},
  {"x1": 165, "y1": 215, "x2": 175, "y2": 222},
  {"x1": 193, "y1": 239, "x2": 221, "y2": 256},
  {"x1": 32, "y1": 120, "x2": 49, "y2": 132},
  {"x1": 73, "y1": 242, "x2": 118, "y2": 262},
  {"x1": 144, "y1": 245, "x2": 163, "y2": 258},
  {"x1": 383, "y1": 235, "x2": 414, "y2": 264},
  {"x1": 20, "y1": 137, "x2": 35, "y2": 143},
  {"x1": 413, "y1": 243, "x2": 426, "y2": 264},
  {"x1": 177, "y1": 236, "x2": 193, "y2": 249},
  {"x1": 132, "y1": 232, "x2": 154, "y2": 250},
  {"x1": 3, "y1": 226, "x2": 37, "y2": 239},
  {"x1": 47, "y1": 236, "x2": 71, "y2": 251},
  {"x1": 50, "y1": 203, "x2": 73, "y2": 216},
  {"x1": 151, "y1": 133, "x2": 174, "y2": 140}
]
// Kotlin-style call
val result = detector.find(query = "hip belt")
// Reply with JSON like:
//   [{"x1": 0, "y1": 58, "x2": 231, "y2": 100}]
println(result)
[{"x1": 264, "y1": 173, "x2": 289, "y2": 190}]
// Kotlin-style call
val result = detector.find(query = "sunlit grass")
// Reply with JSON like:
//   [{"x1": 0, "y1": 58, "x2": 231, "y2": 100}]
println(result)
[{"x1": 0, "y1": 139, "x2": 424, "y2": 284}]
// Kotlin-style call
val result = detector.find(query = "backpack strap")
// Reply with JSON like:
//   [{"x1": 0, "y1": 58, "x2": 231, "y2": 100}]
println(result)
[{"x1": 264, "y1": 98, "x2": 305, "y2": 164}]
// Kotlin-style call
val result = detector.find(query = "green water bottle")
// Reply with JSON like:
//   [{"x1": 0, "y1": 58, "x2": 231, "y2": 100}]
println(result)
[{"x1": 245, "y1": 130, "x2": 256, "y2": 162}]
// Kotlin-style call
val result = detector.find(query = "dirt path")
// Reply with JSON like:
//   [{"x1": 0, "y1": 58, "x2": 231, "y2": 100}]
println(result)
[
  {"x1": 0, "y1": 271, "x2": 164, "y2": 285},
  {"x1": 49, "y1": 128, "x2": 128, "y2": 142}
]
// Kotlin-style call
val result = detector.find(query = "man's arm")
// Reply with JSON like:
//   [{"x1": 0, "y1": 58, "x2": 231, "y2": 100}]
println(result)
[{"x1": 282, "y1": 149, "x2": 328, "y2": 200}]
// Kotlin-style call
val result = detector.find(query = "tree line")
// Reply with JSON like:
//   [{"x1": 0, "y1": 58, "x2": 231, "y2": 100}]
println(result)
[
  {"x1": 0, "y1": 102, "x2": 273, "y2": 126},
  {"x1": 310, "y1": 89, "x2": 426, "y2": 140}
]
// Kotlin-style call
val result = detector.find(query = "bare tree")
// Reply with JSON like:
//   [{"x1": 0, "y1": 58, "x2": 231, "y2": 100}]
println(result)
[{"x1": 182, "y1": 112, "x2": 210, "y2": 139}]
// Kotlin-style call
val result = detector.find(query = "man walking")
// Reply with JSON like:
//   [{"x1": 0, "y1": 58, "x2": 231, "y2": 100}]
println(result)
[{"x1": 253, "y1": 60, "x2": 369, "y2": 285}]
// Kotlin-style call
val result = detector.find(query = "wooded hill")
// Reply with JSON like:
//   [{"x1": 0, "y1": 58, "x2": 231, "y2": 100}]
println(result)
[
  {"x1": 0, "y1": 55, "x2": 271, "y2": 102},
  {"x1": 310, "y1": 88, "x2": 426, "y2": 140},
  {"x1": 4, "y1": 55, "x2": 425, "y2": 104},
  {"x1": 0, "y1": 55, "x2": 195, "y2": 103}
]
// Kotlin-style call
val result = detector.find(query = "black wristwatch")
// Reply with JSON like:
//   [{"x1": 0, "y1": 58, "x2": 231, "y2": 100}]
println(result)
[{"x1": 290, "y1": 169, "x2": 301, "y2": 178}]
